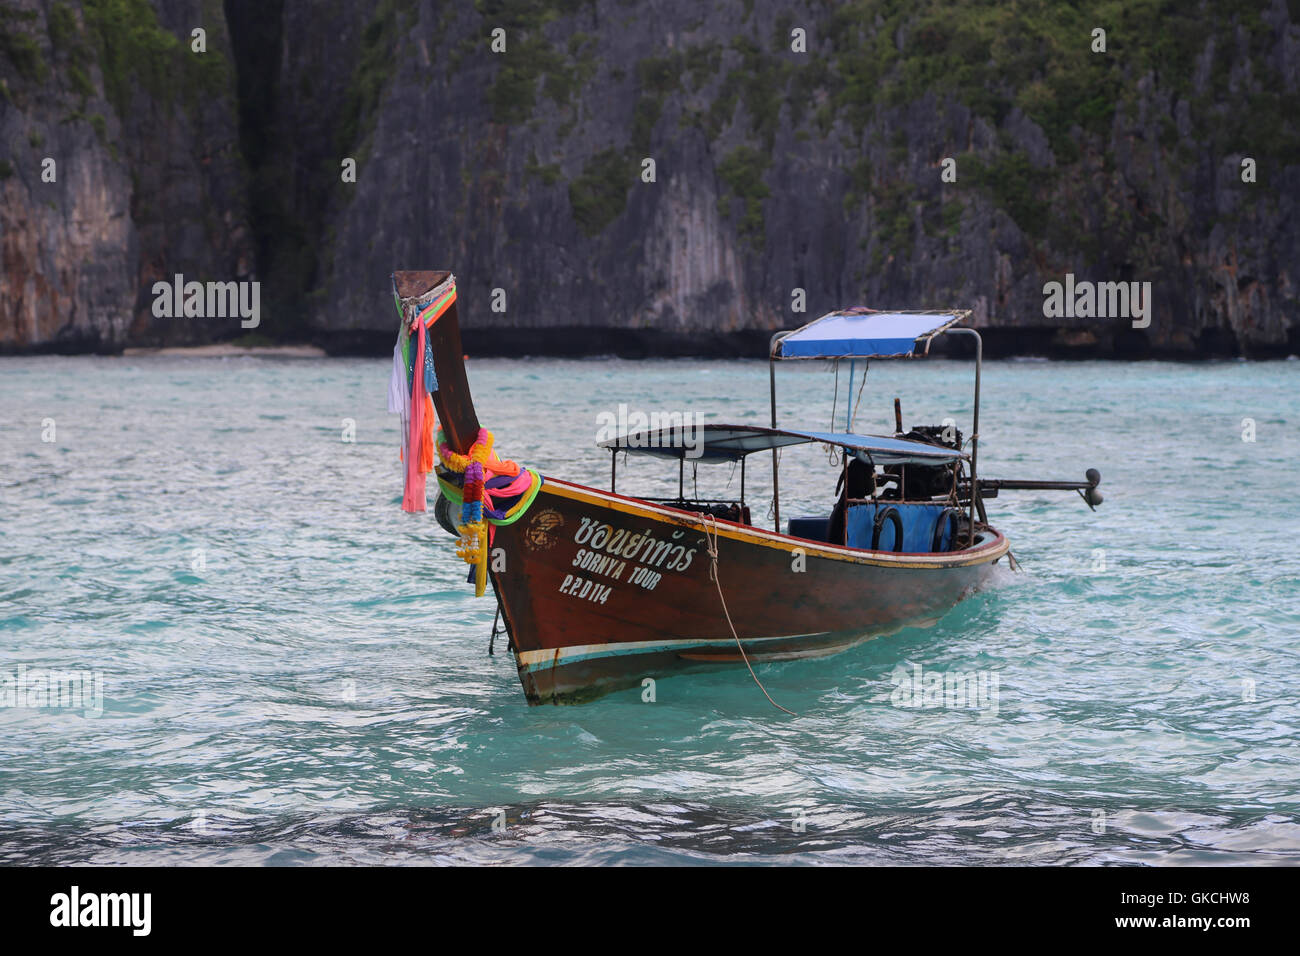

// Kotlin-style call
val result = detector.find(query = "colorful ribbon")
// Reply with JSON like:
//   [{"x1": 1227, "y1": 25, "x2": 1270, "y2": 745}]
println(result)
[
  {"x1": 418, "y1": 285, "x2": 457, "y2": 327},
  {"x1": 400, "y1": 318, "x2": 442, "y2": 512},
  {"x1": 393, "y1": 279, "x2": 542, "y2": 597}
]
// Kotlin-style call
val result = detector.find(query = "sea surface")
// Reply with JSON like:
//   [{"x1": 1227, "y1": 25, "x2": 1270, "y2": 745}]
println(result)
[{"x1": 1, "y1": 354, "x2": 1298, "y2": 865}]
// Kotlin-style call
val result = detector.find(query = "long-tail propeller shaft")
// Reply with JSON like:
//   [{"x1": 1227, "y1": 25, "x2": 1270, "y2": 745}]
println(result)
[{"x1": 979, "y1": 469, "x2": 1103, "y2": 510}]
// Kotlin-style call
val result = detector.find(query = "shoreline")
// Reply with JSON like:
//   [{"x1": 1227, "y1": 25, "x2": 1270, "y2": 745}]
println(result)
[
  {"x1": 1, "y1": 336, "x2": 1295, "y2": 362},
  {"x1": 120, "y1": 344, "x2": 328, "y2": 358}
]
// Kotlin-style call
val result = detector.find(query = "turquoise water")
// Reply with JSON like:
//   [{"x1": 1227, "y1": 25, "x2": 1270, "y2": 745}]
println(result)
[{"x1": 1, "y1": 354, "x2": 1298, "y2": 865}]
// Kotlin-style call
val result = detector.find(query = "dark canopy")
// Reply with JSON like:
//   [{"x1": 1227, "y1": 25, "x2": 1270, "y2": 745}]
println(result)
[{"x1": 598, "y1": 423, "x2": 962, "y2": 465}]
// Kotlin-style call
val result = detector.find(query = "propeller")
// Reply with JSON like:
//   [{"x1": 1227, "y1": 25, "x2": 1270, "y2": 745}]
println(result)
[{"x1": 1080, "y1": 469, "x2": 1103, "y2": 510}]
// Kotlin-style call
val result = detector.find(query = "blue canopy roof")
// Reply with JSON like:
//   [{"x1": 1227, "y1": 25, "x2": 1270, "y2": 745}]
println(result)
[
  {"x1": 774, "y1": 309, "x2": 966, "y2": 359},
  {"x1": 599, "y1": 424, "x2": 962, "y2": 465}
]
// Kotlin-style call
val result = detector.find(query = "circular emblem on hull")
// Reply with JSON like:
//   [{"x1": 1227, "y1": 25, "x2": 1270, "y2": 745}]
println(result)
[{"x1": 525, "y1": 508, "x2": 564, "y2": 552}]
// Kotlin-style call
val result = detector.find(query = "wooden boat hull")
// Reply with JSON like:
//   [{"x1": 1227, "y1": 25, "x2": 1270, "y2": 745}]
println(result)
[
  {"x1": 489, "y1": 477, "x2": 1009, "y2": 704},
  {"x1": 390, "y1": 270, "x2": 1013, "y2": 707}
]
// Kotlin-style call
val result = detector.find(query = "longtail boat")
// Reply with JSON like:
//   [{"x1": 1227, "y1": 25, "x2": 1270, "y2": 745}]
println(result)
[{"x1": 388, "y1": 270, "x2": 1102, "y2": 706}]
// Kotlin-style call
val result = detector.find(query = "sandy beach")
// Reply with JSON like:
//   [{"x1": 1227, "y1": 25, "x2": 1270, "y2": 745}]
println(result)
[{"x1": 121, "y1": 344, "x2": 328, "y2": 358}]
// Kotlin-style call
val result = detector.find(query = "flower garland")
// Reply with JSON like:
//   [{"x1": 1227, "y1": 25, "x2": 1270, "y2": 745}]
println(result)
[
  {"x1": 435, "y1": 463, "x2": 542, "y2": 525},
  {"x1": 437, "y1": 428, "x2": 543, "y2": 597}
]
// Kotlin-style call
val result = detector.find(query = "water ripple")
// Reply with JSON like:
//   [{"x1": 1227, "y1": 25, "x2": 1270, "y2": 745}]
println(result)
[{"x1": 0, "y1": 356, "x2": 1297, "y2": 864}]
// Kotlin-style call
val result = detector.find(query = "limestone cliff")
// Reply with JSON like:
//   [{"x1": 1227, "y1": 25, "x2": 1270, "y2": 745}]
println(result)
[
  {"x1": 2, "y1": 0, "x2": 1297, "y2": 357},
  {"x1": 0, "y1": 0, "x2": 251, "y2": 352},
  {"x1": 305, "y1": 0, "x2": 1299, "y2": 357}
]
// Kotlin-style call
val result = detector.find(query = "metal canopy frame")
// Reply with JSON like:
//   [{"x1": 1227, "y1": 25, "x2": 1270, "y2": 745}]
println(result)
[
  {"x1": 767, "y1": 310, "x2": 982, "y2": 536},
  {"x1": 605, "y1": 425, "x2": 961, "y2": 519},
  {"x1": 609, "y1": 450, "x2": 748, "y2": 514}
]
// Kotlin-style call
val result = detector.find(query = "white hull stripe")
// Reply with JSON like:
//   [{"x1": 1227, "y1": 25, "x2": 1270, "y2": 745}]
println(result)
[{"x1": 516, "y1": 634, "x2": 824, "y2": 671}]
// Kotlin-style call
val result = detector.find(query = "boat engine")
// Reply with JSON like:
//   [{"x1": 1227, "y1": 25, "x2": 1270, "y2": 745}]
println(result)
[{"x1": 882, "y1": 425, "x2": 963, "y2": 500}]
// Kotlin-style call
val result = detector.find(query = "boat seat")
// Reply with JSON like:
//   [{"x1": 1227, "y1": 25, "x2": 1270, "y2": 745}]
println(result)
[
  {"x1": 787, "y1": 515, "x2": 831, "y2": 541},
  {"x1": 844, "y1": 501, "x2": 956, "y2": 552}
]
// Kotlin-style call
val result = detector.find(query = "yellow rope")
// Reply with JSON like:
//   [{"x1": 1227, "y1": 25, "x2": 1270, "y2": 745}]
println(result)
[{"x1": 700, "y1": 515, "x2": 797, "y2": 717}]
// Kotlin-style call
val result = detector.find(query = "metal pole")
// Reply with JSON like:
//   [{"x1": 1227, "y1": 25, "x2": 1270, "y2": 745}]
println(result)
[
  {"x1": 984, "y1": 479, "x2": 1096, "y2": 491},
  {"x1": 768, "y1": 332, "x2": 786, "y2": 533},
  {"x1": 946, "y1": 328, "x2": 982, "y2": 536},
  {"x1": 610, "y1": 448, "x2": 617, "y2": 493}
]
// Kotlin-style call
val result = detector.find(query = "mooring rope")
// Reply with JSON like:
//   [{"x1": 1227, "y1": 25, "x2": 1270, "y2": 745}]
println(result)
[
  {"x1": 700, "y1": 515, "x2": 797, "y2": 717},
  {"x1": 849, "y1": 361, "x2": 869, "y2": 431},
  {"x1": 829, "y1": 359, "x2": 839, "y2": 432}
]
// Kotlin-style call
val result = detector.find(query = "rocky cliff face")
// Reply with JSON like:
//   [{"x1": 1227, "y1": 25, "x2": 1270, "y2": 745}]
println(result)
[
  {"x1": 0, "y1": 0, "x2": 251, "y2": 352},
  {"x1": 310, "y1": 0, "x2": 1300, "y2": 357},
  {"x1": 3, "y1": 0, "x2": 1298, "y2": 357}
]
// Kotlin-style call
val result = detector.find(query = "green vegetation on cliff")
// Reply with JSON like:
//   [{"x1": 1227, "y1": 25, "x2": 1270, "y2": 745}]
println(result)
[
  {"x1": 338, "y1": 0, "x2": 412, "y2": 158},
  {"x1": 716, "y1": 145, "x2": 770, "y2": 248},
  {"x1": 0, "y1": 5, "x2": 46, "y2": 84},
  {"x1": 566, "y1": 50, "x2": 689, "y2": 238},
  {"x1": 79, "y1": 0, "x2": 228, "y2": 114},
  {"x1": 477, "y1": 0, "x2": 595, "y2": 124},
  {"x1": 823, "y1": 0, "x2": 1300, "y2": 217},
  {"x1": 568, "y1": 147, "x2": 632, "y2": 237}
]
